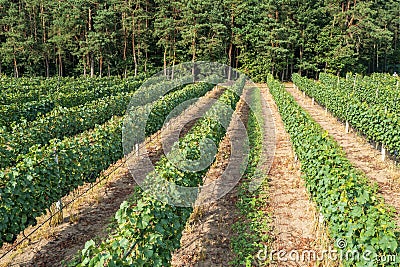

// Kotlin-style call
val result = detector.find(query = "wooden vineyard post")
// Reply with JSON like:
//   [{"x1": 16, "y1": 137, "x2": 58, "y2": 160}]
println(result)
[
  {"x1": 135, "y1": 143, "x2": 139, "y2": 155},
  {"x1": 383, "y1": 108, "x2": 388, "y2": 160},
  {"x1": 345, "y1": 121, "x2": 349, "y2": 134},
  {"x1": 337, "y1": 75, "x2": 340, "y2": 89},
  {"x1": 381, "y1": 144, "x2": 386, "y2": 161},
  {"x1": 396, "y1": 81, "x2": 399, "y2": 117},
  {"x1": 50, "y1": 147, "x2": 63, "y2": 226},
  {"x1": 311, "y1": 98, "x2": 314, "y2": 105}
]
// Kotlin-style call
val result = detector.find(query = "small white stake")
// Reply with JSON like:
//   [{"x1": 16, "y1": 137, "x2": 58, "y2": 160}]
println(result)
[{"x1": 381, "y1": 144, "x2": 386, "y2": 161}]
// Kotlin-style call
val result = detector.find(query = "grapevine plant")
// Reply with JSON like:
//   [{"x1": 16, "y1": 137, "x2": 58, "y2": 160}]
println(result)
[
  {"x1": 292, "y1": 74, "x2": 400, "y2": 157},
  {"x1": 0, "y1": 75, "x2": 191, "y2": 170},
  {"x1": 71, "y1": 77, "x2": 246, "y2": 266},
  {"x1": 319, "y1": 73, "x2": 400, "y2": 114},
  {"x1": 231, "y1": 86, "x2": 270, "y2": 266},
  {"x1": 269, "y1": 75, "x2": 400, "y2": 266},
  {"x1": 0, "y1": 81, "x2": 212, "y2": 247},
  {"x1": 0, "y1": 76, "x2": 145, "y2": 128}
]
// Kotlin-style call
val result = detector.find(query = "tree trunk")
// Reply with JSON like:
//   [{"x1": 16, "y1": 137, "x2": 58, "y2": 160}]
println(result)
[
  {"x1": 192, "y1": 30, "x2": 197, "y2": 82},
  {"x1": 99, "y1": 55, "x2": 103, "y2": 77},
  {"x1": 228, "y1": 13, "x2": 234, "y2": 81},
  {"x1": 41, "y1": 4, "x2": 48, "y2": 77},
  {"x1": 13, "y1": 55, "x2": 19, "y2": 78},
  {"x1": 299, "y1": 46, "x2": 303, "y2": 74},
  {"x1": 58, "y1": 51, "x2": 63, "y2": 77},
  {"x1": 228, "y1": 42, "x2": 233, "y2": 81},
  {"x1": 372, "y1": 43, "x2": 376, "y2": 72},
  {"x1": 123, "y1": 12, "x2": 127, "y2": 78},
  {"x1": 285, "y1": 57, "x2": 289, "y2": 81},
  {"x1": 45, "y1": 56, "x2": 49, "y2": 77},
  {"x1": 132, "y1": 33, "x2": 137, "y2": 77},
  {"x1": 90, "y1": 53, "x2": 94, "y2": 77},
  {"x1": 376, "y1": 43, "x2": 379, "y2": 71},
  {"x1": 163, "y1": 47, "x2": 167, "y2": 76},
  {"x1": 132, "y1": 14, "x2": 138, "y2": 77},
  {"x1": 235, "y1": 47, "x2": 239, "y2": 77},
  {"x1": 145, "y1": 49, "x2": 148, "y2": 73},
  {"x1": 172, "y1": 49, "x2": 176, "y2": 80},
  {"x1": 83, "y1": 55, "x2": 87, "y2": 77}
]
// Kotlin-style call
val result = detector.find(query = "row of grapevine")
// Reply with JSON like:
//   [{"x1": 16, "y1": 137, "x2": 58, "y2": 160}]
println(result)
[
  {"x1": 231, "y1": 87, "x2": 270, "y2": 266},
  {"x1": 0, "y1": 92, "x2": 133, "y2": 170},
  {"x1": 319, "y1": 73, "x2": 400, "y2": 114},
  {"x1": 0, "y1": 78, "x2": 144, "y2": 129},
  {"x1": 292, "y1": 74, "x2": 400, "y2": 156},
  {"x1": 268, "y1": 76, "x2": 400, "y2": 266},
  {"x1": 0, "y1": 74, "x2": 149, "y2": 105},
  {"x1": 0, "y1": 81, "x2": 213, "y2": 247},
  {"x1": 0, "y1": 75, "x2": 191, "y2": 170},
  {"x1": 71, "y1": 77, "x2": 246, "y2": 266}
]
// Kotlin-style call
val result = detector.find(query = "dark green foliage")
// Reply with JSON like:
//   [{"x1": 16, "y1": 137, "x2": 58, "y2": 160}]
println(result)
[
  {"x1": 1, "y1": 0, "x2": 399, "y2": 79},
  {"x1": 0, "y1": 81, "x2": 212, "y2": 248}
]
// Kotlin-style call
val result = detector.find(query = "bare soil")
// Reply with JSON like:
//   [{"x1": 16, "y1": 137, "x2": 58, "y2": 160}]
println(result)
[
  {"x1": 171, "y1": 86, "x2": 252, "y2": 267},
  {"x1": 286, "y1": 83, "x2": 400, "y2": 225},
  {"x1": 171, "y1": 84, "x2": 320, "y2": 267},
  {"x1": 260, "y1": 85, "x2": 319, "y2": 267},
  {"x1": 0, "y1": 86, "x2": 225, "y2": 267}
]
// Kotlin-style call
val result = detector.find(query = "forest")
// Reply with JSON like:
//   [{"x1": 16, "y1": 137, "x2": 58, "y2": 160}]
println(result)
[{"x1": 0, "y1": 0, "x2": 400, "y2": 80}]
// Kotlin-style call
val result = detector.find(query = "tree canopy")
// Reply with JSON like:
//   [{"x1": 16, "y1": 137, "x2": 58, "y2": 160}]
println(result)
[{"x1": 0, "y1": 0, "x2": 399, "y2": 80}]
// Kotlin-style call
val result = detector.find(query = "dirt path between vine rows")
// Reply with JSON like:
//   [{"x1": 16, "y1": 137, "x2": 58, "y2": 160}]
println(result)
[
  {"x1": 260, "y1": 85, "x2": 321, "y2": 267},
  {"x1": 171, "y1": 84, "x2": 321, "y2": 267},
  {"x1": 286, "y1": 82, "x2": 400, "y2": 225},
  {"x1": 0, "y1": 86, "x2": 225, "y2": 267},
  {"x1": 171, "y1": 86, "x2": 252, "y2": 267}
]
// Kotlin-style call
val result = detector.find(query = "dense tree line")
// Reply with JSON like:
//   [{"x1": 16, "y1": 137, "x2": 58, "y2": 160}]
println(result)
[{"x1": 0, "y1": 0, "x2": 399, "y2": 80}]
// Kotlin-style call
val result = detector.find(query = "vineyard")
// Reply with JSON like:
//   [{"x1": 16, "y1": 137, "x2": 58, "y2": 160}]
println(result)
[
  {"x1": 0, "y1": 68, "x2": 400, "y2": 267},
  {"x1": 2, "y1": 0, "x2": 400, "y2": 265}
]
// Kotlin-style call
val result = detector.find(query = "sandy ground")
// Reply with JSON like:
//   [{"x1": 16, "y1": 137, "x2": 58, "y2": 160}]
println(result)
[
  {"x1": 260, "y1": 85, "x2": 319, "y2": 267},
  {"x1": 171, "y1": 86, "x2": 251, "y2": 267},
  {"x1": 286, "y1": 83, "x2": 400, "y2": 225},
  {"x1": 171, "y1": 84, "x2": 321, "y2": 267}
]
